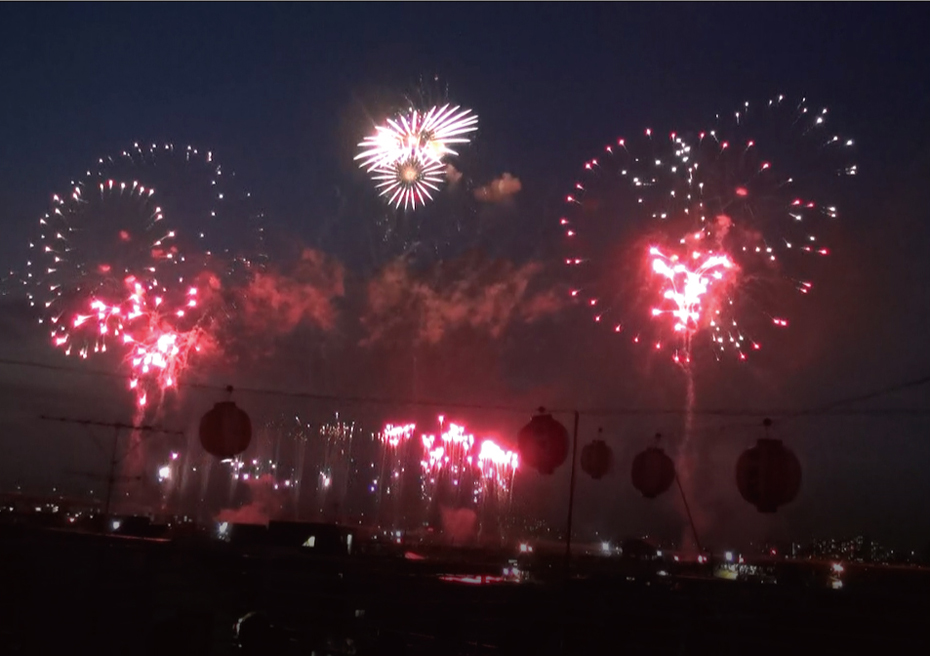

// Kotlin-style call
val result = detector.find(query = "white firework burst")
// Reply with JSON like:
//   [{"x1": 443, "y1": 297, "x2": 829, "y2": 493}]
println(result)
[
  {"x1": 355, "y1": 104, "x2": 478, "y2": 172},
  {"x1": 371, "y1": 155, "x2": 446, "y2": 210}
]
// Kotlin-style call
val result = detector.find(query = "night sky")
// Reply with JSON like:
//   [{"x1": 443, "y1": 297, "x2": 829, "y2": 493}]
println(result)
[{"x1": 1, "y1": 4, "x2": 930, "y2": 550}]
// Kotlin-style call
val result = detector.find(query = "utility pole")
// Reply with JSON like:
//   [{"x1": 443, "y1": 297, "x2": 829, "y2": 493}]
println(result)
[
  {"x1": 564, "y1": 410, "x2": 580, "y2": 578},
  {"x1": 41, "y1": 415, "x2": 183, "y2": 524}
]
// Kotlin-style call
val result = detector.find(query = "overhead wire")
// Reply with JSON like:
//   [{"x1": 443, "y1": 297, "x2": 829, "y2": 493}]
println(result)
[{"x1": 2, "y1": 355, "x2": 930, "y2": 421}]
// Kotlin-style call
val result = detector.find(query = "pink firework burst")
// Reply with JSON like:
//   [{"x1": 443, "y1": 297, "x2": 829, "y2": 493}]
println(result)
[
  {"x1": 29, "y1": 143, "x2": 264, "y2": 407},
  {"x1": 476, "y1": 439, "x2": 519, "y2": 497},
  {"x1": 561, "y1": 95, "x2": 856, "y2": 364},
  {"x1": 62, "y1": 275, "x2": 212, "y2": 407},
  {"x1": 648, "y1": 247, "x2": 740, "y2": 362}
]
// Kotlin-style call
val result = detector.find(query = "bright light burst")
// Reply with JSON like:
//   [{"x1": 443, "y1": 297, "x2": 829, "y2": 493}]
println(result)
[
  {"x1": 648, "y1": 247, "x2": 739, "y2": 364},
  {"x1": 356, "y1": 104, "x2": 478, "y2": 210},
  {"x1": 317, "y1": 413, "x2": 356, "y2": 506},
  {"x1": 416, "y1": 416, "x2": 518, "y2": 508},
  {"x1": 380, "y1": 423, "x2": 417, "y2": 449},
  {"x1": 476, "y1": 439, "x2": 519, "y2": 501},
  {"x1": 371, "y1": 155, "x2": 447, "y2": 210},
  {"x1": 29, "y1": 176, "x2": 211, "y2": 406},
  {"x1": 27, "y1": 143, "x2": 259, "y2": 406},
  {"x1": 355, "y1": 104, "x2": 478, "y2": 172},
  {"x1": 562, "y1": 95, "x2": 857, "y2": 363}
]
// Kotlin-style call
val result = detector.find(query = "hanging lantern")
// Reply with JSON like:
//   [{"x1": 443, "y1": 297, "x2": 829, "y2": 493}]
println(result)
[
  {"x1": 631, "y1": 436, "x2": 675, "y2": 499},
  {"x1": 517, "y1": 408, "x2": 569, "y2": 475},
  {"x1": 199, "y1": 400, "x2": 252, "y2": 459},
  {"x1": 580, "y1": 439, "x2": 612, "y2": 480},
  {"x1": 736, "y1": 435, "x2": 801, "y2": 513}
]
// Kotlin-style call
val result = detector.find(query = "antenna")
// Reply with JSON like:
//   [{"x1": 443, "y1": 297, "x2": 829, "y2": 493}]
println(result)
[{"x1": 40, "y1": 415, "x2": 183, "y2": 523}]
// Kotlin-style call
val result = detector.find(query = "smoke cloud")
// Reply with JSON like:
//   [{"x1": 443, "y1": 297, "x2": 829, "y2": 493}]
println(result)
[
  {"x1": 474, "y1": 173, "x2": 522, "y2": 203},
  {"x1": 362, "y1": 252, "x2": 564, "y2": 345},
  {"x1": 445, "y1": 164, "x2": 463, "y2": 186},
  {"x1": 240, "y1": 248, "x2": 345, "y2": 335},
  {"x1": 440, "y1": 506, "x2": 478, "y2": 545},
  {"x1": 214, "y1": 474, "x2": 286, "y2": 526}
]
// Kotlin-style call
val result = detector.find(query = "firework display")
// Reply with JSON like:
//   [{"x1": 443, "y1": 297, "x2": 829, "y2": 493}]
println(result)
[
  {"x1": 27, "y1": 143, "x2": 264, "y2": 406},
  {"x1": 420, "y1": 417, "x2": 476, "y2": 504},
  {"x1": 94, "y1": 143, "x2": 267, "y2": 274},
  {"x1": 316, "y1": 413, "x2": 357, "y2": 515},
  {"x1": 356, "y1": 104, "x2": 478, "y2": 210},
  {"x1": 376, "y1": 422, "x2": 417, "y2": 521},
  {"x1": 416, "y1": 416, "x2": 518, "y2": 515},
  {"x1": 153, "y1": 411, "x2": 517, "y2": 534},
  {"x1": 10, "y1": 84, "x2": 866, "y2": 548},
  {"x1": 371, "y1": 155, "x2": 447, "y2": 211},
  {"x1": 561, "y1": 96, "x2": 856, "y2": 363}
]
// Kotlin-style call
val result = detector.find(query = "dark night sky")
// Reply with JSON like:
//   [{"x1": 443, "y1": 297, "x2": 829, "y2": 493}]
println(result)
[{"x1": 1, "y1": 3, "x2": 930, "y2": 549}]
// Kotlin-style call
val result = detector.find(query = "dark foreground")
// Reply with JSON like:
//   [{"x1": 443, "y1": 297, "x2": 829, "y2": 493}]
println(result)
[{"x1": 1, "y1": 526, "x2": 927, "y2": 655}]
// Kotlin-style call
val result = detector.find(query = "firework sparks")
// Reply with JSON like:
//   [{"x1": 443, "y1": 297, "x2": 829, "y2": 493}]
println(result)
[
  {"x1": 28, "y1": 143, "x2": 263, "y2": 405},
  {"x1": 415, "y1": 416, "x2": 519, "y2": 512},
  {"x1": 371, "y1": 155, "x2": 446, "y2": 210},
  {"x1": 356, "y1": 103, "x2": 478, "y2": 210},
  {"x1": 476, "y1": 439, "x2": 519, "y2": 498},
  {"x1": 648, "y1": 247, "x2": 739, "y2": 360},
  {"x1": 316, "y1": 414, "x2": 356, "y2": 516},
  {"x1": 562, "y1": 96, "x2": 856, "y2": 363},
  {"x1": 355, "y1": 104, "x2": 478, "y2": 172},
  {"x1": 380, "y1": 423, "x2": 417, "y2": 449},
  {"x1": 50, "y1": 273, "x2": 210, "y2": 407}
]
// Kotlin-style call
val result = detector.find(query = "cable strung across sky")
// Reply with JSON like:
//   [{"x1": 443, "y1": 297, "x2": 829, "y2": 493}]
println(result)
[{"x1": 1, "y1": 356, "x2": 928, "y2": 421}]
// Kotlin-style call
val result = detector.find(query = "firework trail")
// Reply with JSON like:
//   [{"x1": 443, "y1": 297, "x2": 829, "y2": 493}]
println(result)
[
  {"x1": 419, "y1": 416, "x2": 476, "y2": 505},
  {"x1": 95, "y1": 143, "x2": 267, "y2": 275},
  {"x1": 562, "y1": 97, "x2": 856, "y2": 549},
  {"x1": 561, "y1": 96, "x2": 856, "y2": 365},
  {"x1": 376, "y1": 422, "x2": 416, "y2": 528},
  {"x1": 355, "y1": 104, "x2": 478, "y2": 172},
  {"x1": 230, "y1": 414, "x2": 314, "y2": 517},
  {"x1": 413, "y1": 416, "x2": 518, "y2": 534},
  {"x1": 316, "y1": 413, "x2": 356, "y2": 519}
]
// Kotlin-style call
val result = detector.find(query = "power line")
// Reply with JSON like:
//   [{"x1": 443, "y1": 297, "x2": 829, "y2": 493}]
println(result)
[
  {"x1": 2, "y1": 355, "x2": 930, "y2": 420},
  {"x1": 38, "y1": 415, "x2": 185, "y2": 435},
  {"x1": 38, "y1": 415, "x2": 183, "y2": 520}
]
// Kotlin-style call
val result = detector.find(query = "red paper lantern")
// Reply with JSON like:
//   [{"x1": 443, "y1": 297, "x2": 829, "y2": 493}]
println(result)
[
  {"x1": 199, "y1": 401, "x2": 252, "y2": 459},
  {"x1": 631, "y1": 446, "x2": 675, "y2": 499},
  {"x1": 580, "y1": 439, "x2": 612, "y2": 480},
  {"x1": 736, "y1": 438, "x2": 801, "y2": 513},
  {"x1": 517, "y1": 409, "x2": 569, "y2": 475}
]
